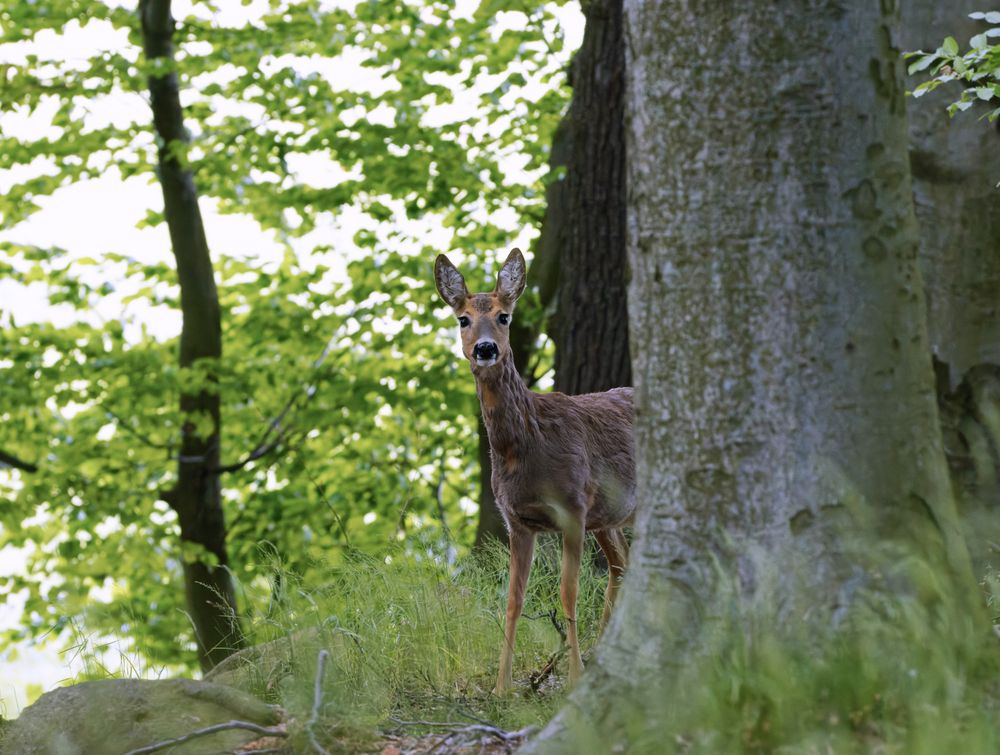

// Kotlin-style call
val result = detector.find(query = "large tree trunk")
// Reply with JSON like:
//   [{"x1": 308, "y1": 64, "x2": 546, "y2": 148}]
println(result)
[
  {"x1": 551, "y1": 0, "x2": 630, "y2": 395},
  {"x1": 140, "y1": 0, "x2": 242, "y2": 671},
  {"x1": 523, "y1": 1, "x2": 975, "y2": 749},
  {"x1": 902, "y1": 2, "x2": 1000, "y2": 538}
]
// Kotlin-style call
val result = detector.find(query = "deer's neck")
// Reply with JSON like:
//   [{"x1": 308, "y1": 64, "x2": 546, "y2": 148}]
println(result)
[{"x1": 475, "y1": 351, "x2": 537, "y2": 457}]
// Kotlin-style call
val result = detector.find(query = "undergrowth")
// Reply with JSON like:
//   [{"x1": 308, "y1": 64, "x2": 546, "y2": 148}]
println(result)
[
  {"x1": 235, "y1": 536, "x2": 608, "y2": 749},
  {"x1": 548, "y1": 555, "x2": 1000, "y2": 755},
  {"x1": 49, "y1": 540, "x2": 1000, "y2": 753}
]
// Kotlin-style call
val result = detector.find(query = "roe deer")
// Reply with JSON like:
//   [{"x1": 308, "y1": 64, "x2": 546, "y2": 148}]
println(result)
[{"x1": 434, "y1": 248, "x2": 636, "y2": 693}]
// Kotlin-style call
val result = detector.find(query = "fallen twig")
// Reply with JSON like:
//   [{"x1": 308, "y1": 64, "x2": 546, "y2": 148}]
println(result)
[
  {"x1": 123, "y1": 721, "x2": 288, "y2": 755},
  {"x1": 389, "y1": 716, "x2": 537, "y2": 743},
  {"x1": 307, "y1": 648, "x2": 332, "y2": 755},
  {"x1": 529, "y1": 647, "x2": 566, "y2": 693}
]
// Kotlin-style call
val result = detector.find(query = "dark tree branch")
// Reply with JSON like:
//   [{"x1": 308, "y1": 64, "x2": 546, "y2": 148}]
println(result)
[
  {"x1": 0, "y1": 449, "x2": 38, "y2": 473},
  {"x1": 210, "y1": 394, "x2": 297, "y2": 474},
  {"x1": 104, "y1": 407, "x2": 175, "y2": 451}
]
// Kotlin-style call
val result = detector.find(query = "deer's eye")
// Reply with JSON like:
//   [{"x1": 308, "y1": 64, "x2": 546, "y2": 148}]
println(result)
[
  {"x1": 458, "y1": 316, "x2": 471, "y2": 328},
  {"x1": 498, "y1": 313, "x2": 510, "y2": 326}
]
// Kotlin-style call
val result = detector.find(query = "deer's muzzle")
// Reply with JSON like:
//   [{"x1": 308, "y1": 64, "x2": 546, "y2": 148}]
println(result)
[{"x1": 473, "y1": 340, "x2": 500, "y2": 365}]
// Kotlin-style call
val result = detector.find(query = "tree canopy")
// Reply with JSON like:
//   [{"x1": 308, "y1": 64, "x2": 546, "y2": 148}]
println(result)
[{"x1": 0, "y1": 0, "x2": 578, "y2": 668}]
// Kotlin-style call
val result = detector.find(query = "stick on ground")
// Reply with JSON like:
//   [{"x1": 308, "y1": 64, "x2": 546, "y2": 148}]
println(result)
[{"x1": 123, "y1": 720, "x2": 288, "y2": 755}]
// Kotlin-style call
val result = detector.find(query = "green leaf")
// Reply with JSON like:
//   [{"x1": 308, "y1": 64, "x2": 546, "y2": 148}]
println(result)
[
  {"x1": 908, "y1": 54, "x2": 938, "y2": 75},
  {"x1": 943, "y1": 36, "x2": 960, "y2": 55}
]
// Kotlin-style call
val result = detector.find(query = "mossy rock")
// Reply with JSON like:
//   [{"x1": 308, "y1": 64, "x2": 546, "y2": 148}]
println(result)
[
  {"x1": 204, "y1": 628, "x2": 347, "y2": 699},
  {"x1": 0, "y1": 678, "x2": 281, "y2": 755}
]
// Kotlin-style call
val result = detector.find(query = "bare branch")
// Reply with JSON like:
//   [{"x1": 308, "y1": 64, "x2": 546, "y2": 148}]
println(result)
[
  {"x1": 209, "y1": 393, "x2": 297, "y2": 473},
  {"x1": 212, "y1": 333, "x2": 338, "y2": 475},
  {"x1": 104, "y1": 407, "x2": 175, "y2": 451},
  {"x1": 308, "y1": 648, "x2": 332, "y2": 755},
  {"x1": 523, "y1": 608, "x2": 567, "y2": 643},
  {"x1": 123, "y1": 720, "x2": 287, "y2": 755},
  {"x1": 388, "y1": 717, "x2": 537, "y2": 745}
]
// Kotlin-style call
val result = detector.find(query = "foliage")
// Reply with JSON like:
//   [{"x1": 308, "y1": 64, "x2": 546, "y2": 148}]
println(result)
[
  {"x1": 0, "y1": 0, "x2": 576, "y2": 669},
  {"x1": 907, "y1": 11, "x2": 1000, "y2": 119}
]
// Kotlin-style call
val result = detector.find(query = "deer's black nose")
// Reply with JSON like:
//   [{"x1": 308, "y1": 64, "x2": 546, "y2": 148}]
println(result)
[{"x1": 473, "y1": 340, "x2": 499, "y2": 361}]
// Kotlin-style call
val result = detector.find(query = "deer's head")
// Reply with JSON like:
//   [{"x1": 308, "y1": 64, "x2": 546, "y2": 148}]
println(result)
[{"x1": 434, "y1": 249, "x2": 526, "y2": 371}]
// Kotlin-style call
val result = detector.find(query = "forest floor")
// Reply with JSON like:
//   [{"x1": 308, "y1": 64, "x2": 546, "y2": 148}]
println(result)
[{"x1": 4, "y1": 543, "x2": 999, "y2": 754}]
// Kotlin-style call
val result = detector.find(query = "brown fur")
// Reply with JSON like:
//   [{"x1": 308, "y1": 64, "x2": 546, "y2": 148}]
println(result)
[{"x1": 434, "y1": 248, "x2": 636, "y2": 693}]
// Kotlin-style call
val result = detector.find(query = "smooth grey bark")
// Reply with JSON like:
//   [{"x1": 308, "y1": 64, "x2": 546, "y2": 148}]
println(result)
[
  {"x1": 903, "y1": 3, "x2": 1000, "y2": 387},
  {"x1": 523, "y1": 1, "x2": 974, "y2": 750},
  {"x1": 140, "y1": 0, "x2": 243, "y2": 671},
  {"x1": 902, "y1": 3, "x2": 1000, "y2": 531}
]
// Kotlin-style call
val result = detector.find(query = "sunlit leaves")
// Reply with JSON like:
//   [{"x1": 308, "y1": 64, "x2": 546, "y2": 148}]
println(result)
[
  {"x1": 906, "y1": 13, "x2": 1000, "y2": 123},
  {"x1": 0, "y1": 0, "x2": 575, "y2": 669}
]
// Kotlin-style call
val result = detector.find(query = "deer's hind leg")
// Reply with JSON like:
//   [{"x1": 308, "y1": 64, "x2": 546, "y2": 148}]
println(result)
[
  {"x1": 594, "y1": 527, "x2": 629, "y2": 632},
  {"x1": 560, "y1": 516, "x2": 586, "y2": 686}
]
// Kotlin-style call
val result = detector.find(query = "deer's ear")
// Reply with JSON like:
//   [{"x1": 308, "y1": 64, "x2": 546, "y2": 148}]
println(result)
[
  {"x1": 495, "y1": 248, "x2": 526, "y2": 305},
  {"x1": 434, "y1": 254, "x2": 469, "y2": 310}
]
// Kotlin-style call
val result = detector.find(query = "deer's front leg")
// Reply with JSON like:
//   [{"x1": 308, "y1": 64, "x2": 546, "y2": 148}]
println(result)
[
  {"x1": 560, "y1": 517, "x2": 586, "y2": 686},
  {"x1": 496, "y1": 525, "x2": 535, "y2": 694}
]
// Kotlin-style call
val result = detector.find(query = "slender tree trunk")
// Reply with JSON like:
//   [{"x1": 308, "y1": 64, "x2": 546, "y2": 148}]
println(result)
[
  {"x1": 552, "y1": 0, "x2": 630, "y2": 395},
  {"x1": 523, "y1": 1, "x2": 975, "y2": 749},
  {"x1": 473, "y1": 414, "x2": 507, "y2": 548},
  {"x1": 139, "y1": 0, "x2": 242, "y2": 671}
]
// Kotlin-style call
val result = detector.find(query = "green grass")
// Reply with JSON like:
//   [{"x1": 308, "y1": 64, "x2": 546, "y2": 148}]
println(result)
[
  {"x1": 573, "y1": 557, "x2": 1000, "y2": 755},
  {"x1": 232, "y1": 536, "x2": 609, "y2": 749}
]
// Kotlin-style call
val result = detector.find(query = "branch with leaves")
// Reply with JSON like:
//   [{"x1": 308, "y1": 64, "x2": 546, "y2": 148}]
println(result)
[{"x1": 907, "y1": 11, "x2": 1000, "y2": 119}]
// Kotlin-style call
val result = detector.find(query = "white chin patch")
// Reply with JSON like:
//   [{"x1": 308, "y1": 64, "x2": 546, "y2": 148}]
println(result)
[{"x1": 475, "y1": 357, "x2": 497, "y2": 368}]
